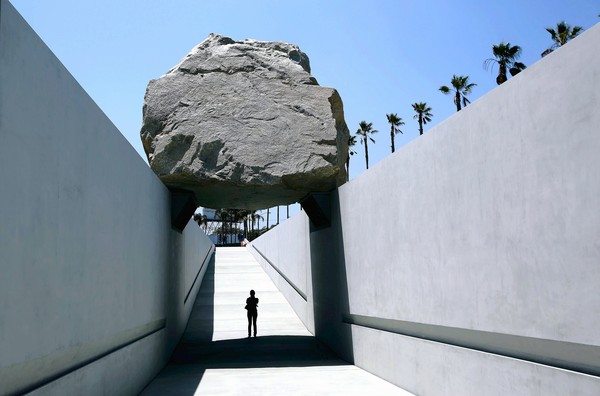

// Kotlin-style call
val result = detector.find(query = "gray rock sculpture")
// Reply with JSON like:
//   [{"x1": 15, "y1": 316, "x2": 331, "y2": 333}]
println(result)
[{"x1": 141, "y1": 34, "x2": 349, "y2": 209}]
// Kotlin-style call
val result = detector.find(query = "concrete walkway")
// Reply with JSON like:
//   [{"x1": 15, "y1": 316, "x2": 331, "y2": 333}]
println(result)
[{"x1": 142, "y1": 247, "x2": 410, "y2": 395}]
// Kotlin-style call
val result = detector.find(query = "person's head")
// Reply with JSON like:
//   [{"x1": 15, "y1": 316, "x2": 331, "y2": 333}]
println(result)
[{"x1": 250, "y1": 289, "x2": 255, "y2": 296}]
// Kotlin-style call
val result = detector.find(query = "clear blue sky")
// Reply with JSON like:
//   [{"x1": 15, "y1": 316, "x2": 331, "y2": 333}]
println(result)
[{"x1": 11, "y1": 0, "x2": 598, "y2": 220}]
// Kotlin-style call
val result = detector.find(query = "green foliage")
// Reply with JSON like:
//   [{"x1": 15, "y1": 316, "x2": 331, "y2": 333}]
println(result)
[
  {"x1": 357, "y1": 121, "x2": 377, "y2": 143},
  {"x1": 412, "y1": 102, "x2": 433, "y2": 135},
  {"x1": 246, "y1": 229, "x2": 263, "y2": 241},
  {"x1": 348, "y1": 134, "x2": 358, "y2": 156},
  {"x1": 412, "y1": 102, "x2": 433, "y2": 123},
  {"x1": 386, "y1": 113, "x2": 404, "y2": 133},
  {"x1": 439, "y1": 75, "x2": 477, "y2": 111},
  {"x1": 484, "y1": 42, "x2": 526, "y2": 85},
  {"x1": 386, "y1": 113, "x2": 404, "y2": 153},
  {"x1": 546, "y1": 21, "x2": 583, "y2": 48},
  {"x1": 357, "y1": 121, "x2": 378, "y2": 169}
]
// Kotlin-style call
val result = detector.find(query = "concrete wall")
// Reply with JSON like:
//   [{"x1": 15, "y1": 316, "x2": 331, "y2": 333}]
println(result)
[
  {"x1": 250, "y1": 23, "x2": 600, "y2": 395},
  {"x1": 250, "y1": 214, "x2": 314, "y2": 331},
  {"x1": 0, "y1": 1, "x2": 214, "y2": 394}
]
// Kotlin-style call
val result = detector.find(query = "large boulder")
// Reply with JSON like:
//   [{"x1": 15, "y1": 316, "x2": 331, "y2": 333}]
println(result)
[{"x1": 141, "y1": 34, "x2": 349, "y2": 209}]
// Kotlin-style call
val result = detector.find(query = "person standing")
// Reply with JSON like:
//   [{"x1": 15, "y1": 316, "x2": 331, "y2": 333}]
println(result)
[{"x1": 245, "y1": 290, "x2": 258, "y2": 338}]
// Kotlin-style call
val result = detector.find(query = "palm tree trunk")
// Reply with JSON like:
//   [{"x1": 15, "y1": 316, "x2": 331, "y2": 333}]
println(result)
[
  {"x1": 419, "y1": 116, "x2": 424, "y2": 135},
  {"x1": 266, "y1": 209, "x2": 270, "y2": 229},
  {"x1": 390, "y1": 125, "x2": 395, "y2": 153},
  {"x1": 287, "y1": 205, "x2": 290, "y2": 219},
  {"x1": 277, "y1": 206, "x2": 280, "y2": 225},
  {"x1": 364, "y1": 139, "x2": 370, "y2": 169},
  {"x1": 455, "y1": 91, "x2": 461, "y2": 111},
  {"x1": 497, "y1": 63, "x2": 507, "y2": 85}
]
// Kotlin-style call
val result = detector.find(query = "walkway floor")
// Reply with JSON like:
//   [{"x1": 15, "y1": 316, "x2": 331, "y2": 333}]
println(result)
[{"x1": 142, "y1": 247, "x2": 410, "y2": 395}]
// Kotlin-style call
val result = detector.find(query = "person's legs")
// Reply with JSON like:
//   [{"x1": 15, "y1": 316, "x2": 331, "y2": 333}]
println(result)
[
  {"x1": 252, "y1": 312, "x2": 257, "y2": 337},
  {"x1": 247, "y1": 312, "x2": 252, "y2": 337}
]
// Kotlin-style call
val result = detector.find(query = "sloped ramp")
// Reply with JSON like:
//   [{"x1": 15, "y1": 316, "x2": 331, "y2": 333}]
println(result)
[{"x1": 142, "y1": 247, "x2": 410, "y2": 395}]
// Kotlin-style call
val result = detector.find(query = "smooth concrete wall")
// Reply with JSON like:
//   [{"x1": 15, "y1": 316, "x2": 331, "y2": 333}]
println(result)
[
  {"x1": 250, "y1": 23, "x2": 600, "y2": 395},
  {"x1": 0, "y1": 1, "x2": 213, "y2": 394},
  {"x1": 250, "y1": 213, "x2": 314, "y2": 331}
]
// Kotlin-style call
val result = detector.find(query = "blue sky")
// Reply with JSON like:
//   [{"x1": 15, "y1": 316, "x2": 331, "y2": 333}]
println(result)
[{"x1": 11, "y1": 0, "x2": 598, "y2": 220}]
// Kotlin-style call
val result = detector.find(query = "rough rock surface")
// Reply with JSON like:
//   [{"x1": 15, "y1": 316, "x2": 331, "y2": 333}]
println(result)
[{"x1": 141, "y1": 34, "x2": 349, "y2": 209}]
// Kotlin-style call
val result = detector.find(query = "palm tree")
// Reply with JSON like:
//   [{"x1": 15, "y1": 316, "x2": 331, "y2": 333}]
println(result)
[
  {"x1": 386, "y1": 113, "x2": 404, "y2": 153},
  {"x1": 250, "y1": 210, "x2": 263, "y2": 232},
  {"x1": 484, "y1": 42, "x2": 526, "y2": 85},
  {"x1": 266, "y1": 208, "x2": 270, "y2": 229},
  {"x1": 412, "y1": 103, "x2": 433, "y2": 135},
  {"x1": 346, "y1": 134, "x2": 358, "y2": 178},
  {"x1": 193, "y1": 213, "x2": 208, "y2": 229},
  {"x1": 276, "y1": 206, "x2": 280, "y2": 225},
  {"x1": 546, "y1": 21, "x2": 583, "y2": 48},
  {"x1": 215, "y1": 209, "x2": 231, "y2": 244},
  {"x1": 356, "y1": 121, "x2": 377, "y2": 169},
  {"x1": 286, "y1": 205, "x2": 290, "y2": 219},
  {"x1": 439, "y1": 75, "x2": 476, "y2": 112},
  {"x1": 234, "y1": 209, "x2": 251, "y2": 237}
]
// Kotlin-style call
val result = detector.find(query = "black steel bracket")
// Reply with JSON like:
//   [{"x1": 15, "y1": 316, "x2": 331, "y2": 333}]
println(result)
[
  {"x1": 299, "y1": 192, "x2": 331, "y2": 229},
  {"x1": 170, "y1": 188, "x2": 197, "y2": 232}
]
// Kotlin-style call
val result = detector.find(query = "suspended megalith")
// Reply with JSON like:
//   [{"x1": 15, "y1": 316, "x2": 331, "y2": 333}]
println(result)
[{"x1": 141, "y1": 34, "x2": 349, "y2": 209}]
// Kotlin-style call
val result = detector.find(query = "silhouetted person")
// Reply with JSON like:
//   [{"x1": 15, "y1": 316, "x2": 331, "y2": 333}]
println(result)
[{"x1": 245, "y1": 289, "x2": 258, "y2": 337}]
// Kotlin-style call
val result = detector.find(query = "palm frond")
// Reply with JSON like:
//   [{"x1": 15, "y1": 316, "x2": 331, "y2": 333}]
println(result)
[
  {"x1": 571, "y1": 26, "x2": 583, "y2": 37},
  {"x1": 546, "y1": 27, "x2": 557, "y2": 38},
  {"x1": 483, "y1": 58, "x2": 497, "y2": 71},
  {"x1": 439, "y1": 85, "x2": 451, "y2": 94}
]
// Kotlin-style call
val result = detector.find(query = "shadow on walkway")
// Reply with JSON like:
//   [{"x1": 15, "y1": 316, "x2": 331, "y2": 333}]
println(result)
[
  {"x1": 170, "y1": 335, "x2": 347, "y2": 368},
  {"x1": 142, "y1": 335, "x2": 348, "y2": 395}
]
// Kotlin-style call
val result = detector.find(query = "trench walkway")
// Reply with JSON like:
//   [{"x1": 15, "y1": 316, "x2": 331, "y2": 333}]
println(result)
[{"x1": 142, "y1": 247, "x2": 409, "y2": 395}]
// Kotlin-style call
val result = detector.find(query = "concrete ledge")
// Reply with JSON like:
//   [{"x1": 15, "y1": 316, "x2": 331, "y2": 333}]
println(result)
[
  {"x1": 350, "y1": 325, "x2": 600, "y2": 395},
  {"x1": 344, "y1": 313, "x2": 600, "y2": 376},
  {"x1": 4, "y1": 319, "x2": 166, "y2": 395},
  {"x1": 29, "y1": 330, "x2": 168, "y2": 396},
  {"x1": 249, "y1": 245, "x2": 307, "y2": 301}
]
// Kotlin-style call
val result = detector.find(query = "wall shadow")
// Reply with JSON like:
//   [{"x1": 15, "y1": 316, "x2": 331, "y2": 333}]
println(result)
[
  {"x1": 143, "y1": 252, "x2": 215, "y2": 395},
  {"x1": 309, "y1": 190, "x2": 354, "y2": 363},
  {"x1": 164, "y1": 230, "x2": 184, "y2": 354},
  {"x1": 180, "y1": 254, "x2": 215, "y2": 344}
]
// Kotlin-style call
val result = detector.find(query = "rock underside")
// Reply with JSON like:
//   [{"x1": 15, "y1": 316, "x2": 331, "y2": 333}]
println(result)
[{"x1": 141, "y1": 34, "x2": 349, "y2": 209}]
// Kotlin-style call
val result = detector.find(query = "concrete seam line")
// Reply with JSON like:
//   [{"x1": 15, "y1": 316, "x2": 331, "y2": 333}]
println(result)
[
  {"x1": 184, "y1": 245, "x2": 215, "y2": 304},
  {"x1": 250, "y1": 245, "x2": 308, "y2": 301},
  {"x1": 10, "y1": 319, "x2": 166, "y2": 396},
  {"x1": 343, "y1": 314, "x2": 600, "y2": 377}
]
